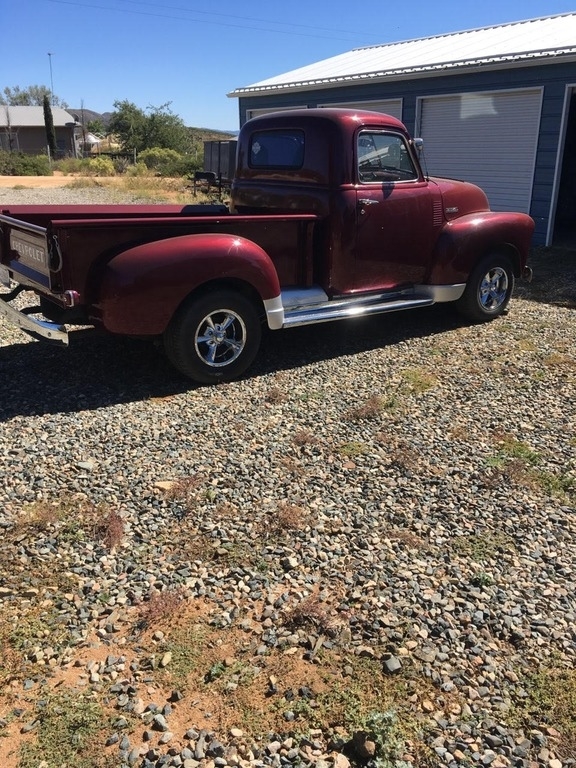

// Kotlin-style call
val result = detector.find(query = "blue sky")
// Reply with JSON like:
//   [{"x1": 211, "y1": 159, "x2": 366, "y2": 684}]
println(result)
[{"x1": 3, "y1": 0, "x2": 576, "y2": 130}]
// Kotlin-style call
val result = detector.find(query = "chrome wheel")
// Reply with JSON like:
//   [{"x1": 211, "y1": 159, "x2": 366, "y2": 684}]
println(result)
[
  {"x1": 456, "y1": 255, "x2": 514, "y2": 322},
  {"x1": 194, "y1": 309, "x2": 247, "y2": 368},
  {"x1": 164, "y1": 290, "x2": 262, "y2": 384},
  {"x1": 478, "y1": 266, "x2": 509, "y2": 312}
]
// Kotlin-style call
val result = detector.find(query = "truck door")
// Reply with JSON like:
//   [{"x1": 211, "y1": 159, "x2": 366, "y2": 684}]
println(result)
[{"x1": 353, "y1": 130, "x2": 435, "y2": 292}]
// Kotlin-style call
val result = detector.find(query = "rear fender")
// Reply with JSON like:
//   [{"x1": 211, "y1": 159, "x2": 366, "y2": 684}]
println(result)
[
  {"x1": 96, "y1": 233, "x2": 281, "y2": 335},
  {"x1": 429, "y1": 212, "x2": 535, "y2": 284}
]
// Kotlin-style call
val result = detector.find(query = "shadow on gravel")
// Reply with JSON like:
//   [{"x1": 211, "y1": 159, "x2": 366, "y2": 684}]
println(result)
[
  {"x1": 0, "y1": 305, "x2": 463, "y2": 421},
  {"x1": 518, "y1": 246, "x2": 576, "y2": 308}
]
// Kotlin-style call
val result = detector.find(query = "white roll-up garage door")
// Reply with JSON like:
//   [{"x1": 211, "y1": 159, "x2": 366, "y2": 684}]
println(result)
[{"x1": 417, "y1": 89, "x2": 542, "y2": 212}]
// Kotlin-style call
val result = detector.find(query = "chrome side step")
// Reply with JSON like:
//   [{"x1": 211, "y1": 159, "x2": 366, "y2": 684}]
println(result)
[{"x1": 282, "y1": 293, "x2": 434, "y2": 328}]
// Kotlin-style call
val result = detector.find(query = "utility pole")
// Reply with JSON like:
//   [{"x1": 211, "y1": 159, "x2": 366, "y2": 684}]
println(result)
[{"x1": 48, "y1": 52, "x2": 54, "y2": 105}]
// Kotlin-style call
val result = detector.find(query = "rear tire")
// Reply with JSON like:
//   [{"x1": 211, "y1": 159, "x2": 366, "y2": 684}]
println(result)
[
  {"x1": 164, "y1": 290, "x2": 262, "y2": 384},
  {"x1": 456, "y1": 255, "x2": 514, "y2": 321}
]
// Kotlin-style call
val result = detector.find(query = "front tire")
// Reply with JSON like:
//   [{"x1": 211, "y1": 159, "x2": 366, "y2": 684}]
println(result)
[
  {"x1": 164, "y1": 290, "x2": 262, "y2": 384},
  {"x1": 456, "y1": 255, "x2": 514, "y2": 321}
]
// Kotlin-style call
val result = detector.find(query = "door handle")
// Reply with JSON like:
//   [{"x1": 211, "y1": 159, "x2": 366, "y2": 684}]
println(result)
[{"x1": 358, "y1": 198, "x2": 379, "y2": 214}]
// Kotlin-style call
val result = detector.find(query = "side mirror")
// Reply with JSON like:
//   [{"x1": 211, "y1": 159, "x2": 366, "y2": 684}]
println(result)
[{"x1": 413, "y1": 138, "x2": 424, "y2": 153}]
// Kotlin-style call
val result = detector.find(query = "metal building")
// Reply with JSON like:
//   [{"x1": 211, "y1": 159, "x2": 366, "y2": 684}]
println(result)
[{"x1": 229, "y1": 13, "x2": 576, "y2": 246}]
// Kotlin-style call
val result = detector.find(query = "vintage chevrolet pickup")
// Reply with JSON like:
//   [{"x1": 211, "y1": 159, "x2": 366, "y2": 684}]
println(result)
[{"x1": 0, "y1": 108, "x2": 534, "y2": 384}]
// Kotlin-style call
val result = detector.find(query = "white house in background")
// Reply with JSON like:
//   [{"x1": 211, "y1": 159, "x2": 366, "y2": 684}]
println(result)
[
  {"x1": 0, "y1": 106, "x2": 78, "y2": 157},
  {"x1": 229, "y1": 13, "x2": 576, "y2": 246}
]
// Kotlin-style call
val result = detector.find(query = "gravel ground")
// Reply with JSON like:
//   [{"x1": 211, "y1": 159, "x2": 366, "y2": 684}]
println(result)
[{"x1": 0, "y1": 186, "x2": 575, "y2": 768}]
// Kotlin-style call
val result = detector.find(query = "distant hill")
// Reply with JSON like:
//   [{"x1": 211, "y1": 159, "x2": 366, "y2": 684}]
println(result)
[{"x1": 69, "y1": 108, "x2": 113, "y2": 128}]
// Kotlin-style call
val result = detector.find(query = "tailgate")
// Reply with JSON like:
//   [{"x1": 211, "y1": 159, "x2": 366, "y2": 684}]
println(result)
[
  {"x1": 0, "y1": 214, "x2": 68, "y2": 344},
  {"x1": 0, "y1": 213, "x2": 53, "y2": 290}
]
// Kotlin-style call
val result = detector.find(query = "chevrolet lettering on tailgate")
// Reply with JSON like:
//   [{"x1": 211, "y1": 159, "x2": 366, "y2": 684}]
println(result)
[{"x1": 10, "y1": 231, "x2": 47, "y2": 269}]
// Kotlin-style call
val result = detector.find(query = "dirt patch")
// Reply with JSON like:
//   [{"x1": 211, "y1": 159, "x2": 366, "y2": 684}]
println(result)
[{"x1": 0, "y1": 174, "x2": 86, "y2": 189}]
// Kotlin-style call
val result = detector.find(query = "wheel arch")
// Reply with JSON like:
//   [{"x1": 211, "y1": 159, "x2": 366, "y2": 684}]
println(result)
[
  {"x1": 96, "y1": 232, "x2": 281, "y2": 336},
  {"x1": 429, "y1": 212, "x2": 534, "y2": 285}
]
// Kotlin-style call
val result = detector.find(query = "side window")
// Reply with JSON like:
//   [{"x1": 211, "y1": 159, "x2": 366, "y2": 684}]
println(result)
[
  {"x1": 249, "y1": 130, "x2": 305, "y2": 169},
  {"x1": 358, "y1": 132, "x2": 417, "y2": 182}
]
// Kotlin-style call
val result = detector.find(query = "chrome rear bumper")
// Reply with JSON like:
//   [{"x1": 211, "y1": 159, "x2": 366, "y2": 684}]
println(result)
[{"x1": 0, "y1": 285, "x2": 69, "y2": 345}]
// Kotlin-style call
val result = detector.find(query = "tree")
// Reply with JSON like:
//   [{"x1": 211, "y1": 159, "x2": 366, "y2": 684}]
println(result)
[
  {"x1": 108, "y1": 100, "x2": 147, "y2": 153},
  {"x1": 86, "y1": 119, "x2": 105, "y2": 136},
  {"x1": 43, "y1": 95, "x2": 57, "y2": 158},
  {"x1": 143, "y1": 103, "x2": 191, "y2": 153},
  {"x1": 1, "y1": 105, "x2": 19, "y2": 151},
  {"x1": 109, "y1": 100, "x2": 192, "y2": 154},
  {"x1": 1, "y1": 85, "x2": 68, "y2": 108}
]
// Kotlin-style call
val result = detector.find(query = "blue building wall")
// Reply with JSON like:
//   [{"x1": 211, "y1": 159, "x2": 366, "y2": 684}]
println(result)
[{"x1": 237, "y1": 61, "x2": 576, "y2": 245}]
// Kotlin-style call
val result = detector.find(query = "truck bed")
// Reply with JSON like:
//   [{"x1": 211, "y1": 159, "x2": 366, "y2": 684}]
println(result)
[{"x1": 0, "y1": 204, "x2": 318, "y2": 299}]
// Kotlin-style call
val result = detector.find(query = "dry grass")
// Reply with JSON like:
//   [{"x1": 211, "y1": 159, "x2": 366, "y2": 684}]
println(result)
[{"x1": 344, "y1": 394, "x2": 385, "y2": 421}]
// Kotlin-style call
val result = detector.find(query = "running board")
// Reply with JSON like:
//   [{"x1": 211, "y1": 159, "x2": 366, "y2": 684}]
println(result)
[{"x1": 282, "y1": 293, "x2": 434, "y2": 328}]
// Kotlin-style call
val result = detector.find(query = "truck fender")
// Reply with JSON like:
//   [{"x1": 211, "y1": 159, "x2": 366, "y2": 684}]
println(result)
[
  {"x1": 428, "y1": 211, "x2": 534, "y2": 285},
  {"x1": 95, "y1": 232, "x2": 282, "y2": 336}
]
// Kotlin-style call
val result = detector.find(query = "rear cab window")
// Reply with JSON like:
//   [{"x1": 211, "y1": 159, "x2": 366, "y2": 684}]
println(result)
[
  {"x1": 357, "y1": 131, "x2": 418, "y2": 183},
  {"x1": 249, "y1": 130, "x2": 305, "y2": 169}
]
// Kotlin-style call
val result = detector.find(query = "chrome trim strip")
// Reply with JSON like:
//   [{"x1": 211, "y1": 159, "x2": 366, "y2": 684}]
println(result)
[{"x1": 0, "y1": 295, "x2": 69, "y2": 345}]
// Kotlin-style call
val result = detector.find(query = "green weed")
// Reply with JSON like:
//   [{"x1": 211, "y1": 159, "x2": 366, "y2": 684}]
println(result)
[
  {"x1": 18, "y1": 694, "x2": 107, "y2": 768},
  {"x1": 451, "y1": 532, "x2": 516, "y2": 563},
  {"x1": 509, "y1": 663, "x2": 576, "y2": 761},
  {"x1": 401, "y1": 368, "x2": 437, "y2": 394},
  {"x1": 336, "y1": 441, "x2": 370, "y2": 458}
]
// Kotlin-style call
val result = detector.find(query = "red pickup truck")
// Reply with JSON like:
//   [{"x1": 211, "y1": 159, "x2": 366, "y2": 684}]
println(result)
[{"x1": 0, "y1": 108, "x2": 534, "y2": 385}]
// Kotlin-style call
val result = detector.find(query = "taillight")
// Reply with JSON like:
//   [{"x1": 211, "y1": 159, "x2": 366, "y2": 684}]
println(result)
[{"x1": 63, "y1": 290, "x2": 80, "y2": 308}]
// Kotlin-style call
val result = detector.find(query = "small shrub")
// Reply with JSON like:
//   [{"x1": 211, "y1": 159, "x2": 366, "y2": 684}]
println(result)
[
  {"x1": 113, "y1": 156, "x2": 132, "y2": 174},
  {"x1": 54, "y1": 157, "x2": 85, "y2": 175},
  {"x1": 269, "y1": 502, "x2": 308, "y2": 534},
  {"x1": 284, "y1": 594, "x2": 333, "y2": 634},
  {"x1": 84, "y1": 156, "x2": 115, "y2": 176},
  {"x1": 95, "y1": 509, "x2": 124, "y2": 549},
  {"x1": 137, "y1": 146, "x2": 196, "y2": 176},
  {"x1": 165, "y1": 474, "x2": 205, "y2": 513},
  {"x1": 126, "y1": 161, "x2": 151, "y2": 177},
  {"x1": 0, "y1": 150, "x2": 52, "y2": 176},
  {"x1": 293, "y1": 429, "x2": 320, "y2": 447},
  {"x1": 137, "y1": 587, "x2": 188, "y2": 629}
]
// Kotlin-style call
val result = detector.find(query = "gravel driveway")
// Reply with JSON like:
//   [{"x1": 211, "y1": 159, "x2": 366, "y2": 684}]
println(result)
[{"x1": 0, "y1": 185, "x2": 575, "y2": 768}]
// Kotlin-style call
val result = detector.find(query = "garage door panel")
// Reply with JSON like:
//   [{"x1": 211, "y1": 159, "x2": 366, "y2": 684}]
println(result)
[{"x1": 419, "y1": 90, "x2": 542, "y2": 212}]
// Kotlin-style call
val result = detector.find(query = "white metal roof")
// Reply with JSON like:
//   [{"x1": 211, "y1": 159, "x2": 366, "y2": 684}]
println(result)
[
  {"x1": 0, "y1": 106, "x2": 78, "y2": 128},
  {"x1": 229, "y1": 13, "x2": 576, "y2": 97}
]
